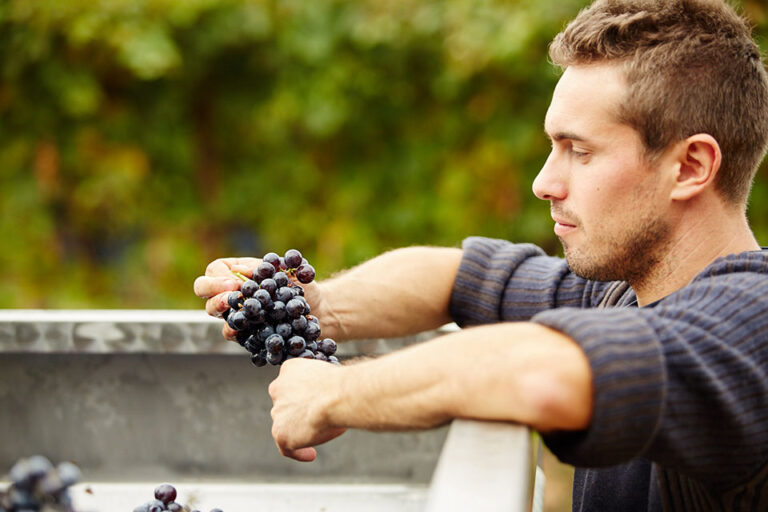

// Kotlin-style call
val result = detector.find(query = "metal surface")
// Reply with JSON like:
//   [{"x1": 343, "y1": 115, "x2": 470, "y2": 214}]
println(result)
[
  {"x1": 425, "y1": 419, "x2": 532, "y2": 512},
  {"x1": 0, "y1": 311, "x2": 533, "y2": 510},
  {"x1": 0, "y1": 309, "x2": 451, "y2": 355},
  {"x1": 61, "y1": 482, "x2": 428, "y2": 511}
]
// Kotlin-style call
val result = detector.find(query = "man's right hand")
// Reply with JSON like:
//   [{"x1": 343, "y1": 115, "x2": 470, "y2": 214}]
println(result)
[{"x1": 193, "y1": 256, "x2": 328, "y2": 342}]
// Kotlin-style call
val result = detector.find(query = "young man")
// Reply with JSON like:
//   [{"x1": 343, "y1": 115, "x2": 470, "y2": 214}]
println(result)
[{"x1": 194, "y1": 0, "x2": 768, "y2": 509}]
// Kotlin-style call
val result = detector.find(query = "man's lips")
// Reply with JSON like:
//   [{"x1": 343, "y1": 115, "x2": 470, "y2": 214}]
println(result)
[
  {"x1": 551, "y1": 214, "x2": 577, "y2": 236},
  {"x1": 551, "y1": 215, "x2": 576, "y2": 228},
  {"x1": 553, "y1": 219, "x2": 576, "y2": 228}
]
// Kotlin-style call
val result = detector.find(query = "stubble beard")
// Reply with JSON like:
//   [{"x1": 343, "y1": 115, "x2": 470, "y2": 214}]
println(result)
[{"x1": 561, "y1": 214, "x2": 672, "y2": 286}]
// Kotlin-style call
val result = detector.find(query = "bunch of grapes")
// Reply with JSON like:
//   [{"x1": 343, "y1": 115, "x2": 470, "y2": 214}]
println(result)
[
  {"x1": 133, "y1": 484, "x2": 222, "y2": 512},
  {"x1": 223, "y1": 249, "x2": 339, "y2": 367},
  {"x1": 0, "y1": 455, "x2": 81, "y2": 512}
]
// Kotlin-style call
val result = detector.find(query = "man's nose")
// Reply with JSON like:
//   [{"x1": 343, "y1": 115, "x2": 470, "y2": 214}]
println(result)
[{"x1": 532, "y1": 152, "x2": 567, "y2": 201}]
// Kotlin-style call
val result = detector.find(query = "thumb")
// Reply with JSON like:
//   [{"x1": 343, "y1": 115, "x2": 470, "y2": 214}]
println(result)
[{"x1": 283, "y1": 446, "x2": 317, "y2": 462}]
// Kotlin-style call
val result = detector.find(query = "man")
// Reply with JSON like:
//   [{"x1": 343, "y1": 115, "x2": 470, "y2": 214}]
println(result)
[{"x1": 194, "y1": 0, "x2": 768, "y2": 510}]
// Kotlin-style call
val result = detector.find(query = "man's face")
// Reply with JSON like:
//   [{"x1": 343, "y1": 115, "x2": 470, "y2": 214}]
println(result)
[{"x1": 533, "y1": 64, "x2": 672, "y2": 284}]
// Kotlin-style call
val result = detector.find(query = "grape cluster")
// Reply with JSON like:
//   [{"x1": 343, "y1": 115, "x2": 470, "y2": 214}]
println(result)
[
  {"x1": 0, "y1": 455, "x2": 81, "y2": 512},
  {"x1": 223, "y1": 249, "x2": 339, "y2": 367},
  {"x1": 133, "y1": 484, "x2": 222, "y2": 512}
]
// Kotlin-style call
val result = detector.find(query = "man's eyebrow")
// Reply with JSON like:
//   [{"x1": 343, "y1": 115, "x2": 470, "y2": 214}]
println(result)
[{"x1": 546, "y1": 130, "x2": 588, "y2": 142}]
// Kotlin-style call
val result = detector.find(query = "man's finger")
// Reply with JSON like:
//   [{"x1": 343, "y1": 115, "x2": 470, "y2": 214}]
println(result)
[
  {"x1": 221, "y1": 323, "x2": 238, "y2": 342},
  {"x1": 205, "y1": 257, "x2": 261, "y2": 277},
  {"x1": 205, "y1": 292, "x2": 232, "y2": 317},
  {"x1": 280, "y1": 446, "x2": 317, "y2": 462},
  {"x1": 194, "y1": 276, "x2": 241, "y2": 299}
]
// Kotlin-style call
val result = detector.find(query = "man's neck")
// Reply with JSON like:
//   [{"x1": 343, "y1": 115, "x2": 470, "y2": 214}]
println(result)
[{"x1": 631, "y1": 202, "x2": 760, "y2": 306}]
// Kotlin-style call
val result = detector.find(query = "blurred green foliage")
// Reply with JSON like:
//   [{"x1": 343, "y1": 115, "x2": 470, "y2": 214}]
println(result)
[{"x1": 1, "y1": 0, "x2": 767, "y2": 308}]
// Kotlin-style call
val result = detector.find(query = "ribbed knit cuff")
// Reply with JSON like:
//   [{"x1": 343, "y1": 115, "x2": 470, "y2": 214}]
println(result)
[
  {"x1": 532, "y1": 307, "x2": 666, "y2": 466},
  {"x1": 449, "y1": 236, "x2": 546, "y2": 326}
]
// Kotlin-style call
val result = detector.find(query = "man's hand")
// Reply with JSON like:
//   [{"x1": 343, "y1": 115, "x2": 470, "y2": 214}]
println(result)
[
  {"x1": 193, "y1": 257, "x2": 260, "y2": 340},
  {"x1": 268, "y1": 358, "x2": 347, "y2": 462},
  {"x1": 193, "y1": 256, "x2": 326, "y2": 341}
]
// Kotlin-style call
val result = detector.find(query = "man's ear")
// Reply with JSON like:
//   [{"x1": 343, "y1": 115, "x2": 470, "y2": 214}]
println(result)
[{"x1": 669, "y1": 134, "x2": 722, "y2": 201}]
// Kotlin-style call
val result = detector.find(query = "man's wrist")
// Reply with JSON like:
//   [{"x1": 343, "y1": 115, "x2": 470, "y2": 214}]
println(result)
[
  {"x1": 313, "y1": 281, "x2": 347, "y2": 341},
  {"x1": 318, "y1": 363, "x2": 351, "y2": 430}
]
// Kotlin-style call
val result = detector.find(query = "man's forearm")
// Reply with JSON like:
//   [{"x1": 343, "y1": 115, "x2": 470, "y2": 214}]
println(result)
[
  {"x1": 316, "y1": 246, "x2": 463, "y2": 341},
  {"x1": 323, "y1": 322, "x2": 593, "y2": 433}
]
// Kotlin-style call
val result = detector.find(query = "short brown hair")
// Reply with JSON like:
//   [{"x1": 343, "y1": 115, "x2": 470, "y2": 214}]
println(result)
[{"x1": 549, "y1": 0, "x2": 768, "y2": 205}]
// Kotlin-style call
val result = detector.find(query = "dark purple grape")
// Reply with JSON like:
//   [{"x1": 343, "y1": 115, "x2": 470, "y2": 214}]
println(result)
[
  {"x1": 329, "y1": 355, "x2": 340, "y2": 365},
  {"x1": 256, "y1": 324, "x2": 275, "y2": 342},
  {"x1": 276, "y1": 286, "x2": 294, "y2": 303},
  {"x1": 270, "y1": 301, "x2": 288, "y2": 321},
  {"x1": 244, "y1": 335, "x2": 265, "y2": 354},
  {"x1": 263, "y1": 252, "x2": 281, "y2": 270},
  {"x1": 254, "y1": 289, "x2": 273, "y2": 308},
  {"x1": 235, "y1": 329, "x2": 250, "y2": 346},
  {"x1": 56, "y1": 461, "x2": 81, "y2": 487},
  {"x1": 304, "y1": 321, "x2": 321, "y2": 341},
  {"x1": 318, "y1": 338, "x2": 337, "y2": 356},
  {"x1": 259, "y1": 278, "x2": 277, "y2": 298},
  {"x1": 306, "y1": 340, "x2": 317, "y2": 352},
  {"x1": 251, "y1": 351, "x2": 267, "y2": 367},
  {"x1": 287, "y1": 336, "x2": 306, "y2": 356},
  {"x1": 284, "y1": 249, "x2": 303, "y2": 269},
  {"x1": 167, "y1": 503, "x2": 183, "y2": 512},
  {"x1": 291, "y1": 316, "x2": 308, "y2": 333},
  {"x1": 279, "y1": 257, "x2": 287, "y2": 270},
  {"x1": 227, "y1": 310, "x2": 247, "y2": 331},
  {"x1": 227, "y1": 291, "x2": 244, "y2": 309},
  {"x1": 222, "y1": 308, "x2": 231, "y2": 321},
  {"x1": 38, "y1": 471, "x2": 65, "y2": 495},
  {"x1": 275, "y1": 322, "x2": 293, "y2": 338},
  {"x1": 265, "y1": 334, "x2": 285, "y2": 353},
  {"x1": 286, "y1": 298, "x2": 305, "y2": 318},
  {"x1": 296, "y1": 296, "x2": 311, "y2": 315},
  {"x1": 299, "y1": 349, "x2": 315, "y2": 359},
  {"x1": 294, "y1": 285, "x2": 305, "y2": 296},
  {"x1": 296, "y1": 264, "x2": 316, "y2": 284},
  {"x1": 9, "y1": 487, "x2": 37, "y2": 508},
  {"x1": 149, "y1": 504, "x2": 163, "y2": 512},
  {"x1": 26, "y1": 455, "x2": 53, "y2": 480},
  {"x1": 133, "y1": 504, "x2": 150, "y2": 512},
  {"x1": 256, "y1": 261, "x2": 276, "y2": 280},
  {"x1": 314, "y1": 352, "x2": 329, "y2": 362},
  {"x1": 307, "y1": 314, "x2": 319, "y2": 325},
  {"x1": 241, "y1": 279, "x2": 259, "y2": 298},
  {"x1": 154, "y1": 484, "x2": 177, "y2": 505},
  {"x1": 243, "y1": 298, "x2": 262, "y2": 318},
  {"x1": 210, "y1": 509, "x2": 224, "y2": 512},
  {"x1": 273, "y1": 271, "x2": 290, "y2": 288},
  {"x1": 266, "y1": 350, "x2": 284, "y2": 365},
  {"x1": 247, "y1": 309, "x2": 267, "y2": 326}
]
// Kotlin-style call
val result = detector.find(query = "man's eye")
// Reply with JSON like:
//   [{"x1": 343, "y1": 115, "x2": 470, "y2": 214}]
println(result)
[{"x1": 570, "y1": 147, "x2": 590, "y2": 159}]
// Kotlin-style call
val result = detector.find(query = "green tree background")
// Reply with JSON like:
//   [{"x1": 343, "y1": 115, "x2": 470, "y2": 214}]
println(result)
[{"x1": 1, "y1": 0, "x2": 767, "y2": 309}]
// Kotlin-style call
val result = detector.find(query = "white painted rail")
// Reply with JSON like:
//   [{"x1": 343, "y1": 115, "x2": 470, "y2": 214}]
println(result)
[{"x1": 426, "y1": 419, "x2": 533, "y2": 512}]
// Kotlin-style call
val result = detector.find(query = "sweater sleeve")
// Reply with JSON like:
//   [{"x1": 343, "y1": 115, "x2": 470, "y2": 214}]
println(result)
[
  {"x1": 535, "y1": 254, "x2": 768, "y2": 491},
  {"x1": 449, "y1": 236, "x2": 616, "y2": 326}
]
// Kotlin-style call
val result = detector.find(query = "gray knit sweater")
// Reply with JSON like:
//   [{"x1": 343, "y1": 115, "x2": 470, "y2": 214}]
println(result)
[{"x1": 448, "y1": 236, "x2": 768, "y2": 511}]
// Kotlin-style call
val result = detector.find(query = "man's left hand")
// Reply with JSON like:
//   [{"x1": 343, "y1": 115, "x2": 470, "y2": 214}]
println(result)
[{"x1": 268, "y1": 358, "x2": 347, "y2": 462}]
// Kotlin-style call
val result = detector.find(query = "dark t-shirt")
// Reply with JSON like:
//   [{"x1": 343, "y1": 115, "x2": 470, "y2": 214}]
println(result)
[{"x1": 449, "y1": 237, "x2": 768, "y2": 511}]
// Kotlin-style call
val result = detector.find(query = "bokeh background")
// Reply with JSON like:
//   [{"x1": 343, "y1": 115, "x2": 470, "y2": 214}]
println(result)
[{"x1": 2, "y1": 0, "x2": 767, "y2": 309}]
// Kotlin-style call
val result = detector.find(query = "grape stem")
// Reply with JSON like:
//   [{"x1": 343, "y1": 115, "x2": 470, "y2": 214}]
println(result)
[{"x1": 231, "y1": 271, "x2": 249, "y2": 282}]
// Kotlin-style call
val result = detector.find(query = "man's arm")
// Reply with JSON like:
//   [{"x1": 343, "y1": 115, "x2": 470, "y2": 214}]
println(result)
[
  {"x1": 268, "y1": 321, "x2": 593, "y2": 461},
  {"x1": 314, "y1": 246, "x2": 462, "y2": 340}
]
